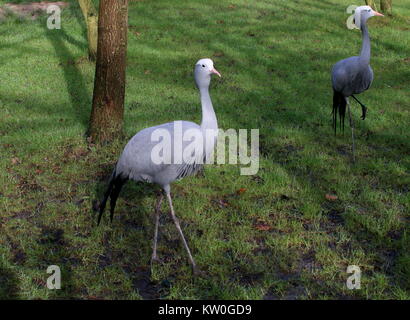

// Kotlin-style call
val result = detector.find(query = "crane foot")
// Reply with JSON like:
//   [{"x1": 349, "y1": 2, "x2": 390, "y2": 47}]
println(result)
[
  {"x1": 361, "y1": 105, "x2": 367, "y2": 120},
  {"x1": 192, "y1": 265, "x2": 205, "y2": 277}
]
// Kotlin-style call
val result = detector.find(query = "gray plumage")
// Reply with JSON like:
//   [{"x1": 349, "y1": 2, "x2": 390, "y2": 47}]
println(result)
[
  {"x1": 332, "y1": 57, "x2": 373, "y2": 97},
  {"x1": 97, "y1": 58, "x2": 221, "y2": 274},
  {"x1": 116, "y1": 122, "x2": 202, "y2": 184}
]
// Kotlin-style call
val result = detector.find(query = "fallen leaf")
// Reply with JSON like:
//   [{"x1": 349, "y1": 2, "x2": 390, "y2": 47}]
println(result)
[
  {"x1": 254, "y1": 218, "x2": 271, "y2": 231},
  {"x1": 325, "y1": 194, "x2": 338, "y2": 201},
  {"x1": 236, "y1": 188, "x2": 247, "y2": 195},
  {"x1": 255, "y1": 223, "x2": 271, "y2": 231},
  {"x1": 11, "y1": 157, "x2": 21, "y2": 165}
]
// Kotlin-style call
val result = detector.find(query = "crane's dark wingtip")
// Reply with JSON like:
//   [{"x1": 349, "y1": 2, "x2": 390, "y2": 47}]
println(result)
[
  {"x1": 108, "y1": 177, "x2": 126, "y2": 224},
  {"x1": 332, "y1": 90, "x2": 346, "y2": 135},
  {"x1": 96, "y1": 168, "x2": 120, "y2": 227}
]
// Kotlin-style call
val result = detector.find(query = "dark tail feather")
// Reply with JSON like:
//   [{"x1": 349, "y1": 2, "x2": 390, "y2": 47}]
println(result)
[
  {"x1": 97, "y1": 169, "x2": 116, "y2": 225},
  {"x1": 109, "y1": 178, "x2": 126, "y2": 223},
  {"x1": 332, "y1": 90, "x2": 346, "y2": 134},
  {"x1": 97, "y1": 168, "x2": 127, "y2": 225}
]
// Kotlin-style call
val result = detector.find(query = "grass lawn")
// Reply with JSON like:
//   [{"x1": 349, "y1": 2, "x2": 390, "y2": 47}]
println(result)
[{"x1": 0, "y1": 0, "x2": 409, "y2": 299}]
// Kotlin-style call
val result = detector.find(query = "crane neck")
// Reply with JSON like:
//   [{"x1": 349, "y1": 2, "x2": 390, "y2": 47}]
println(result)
[
  {"x1": 359, "y1": 17, "x2": 371, "y2": 65},
  {"x1": 199, "y1": 86, "x2": 218, "y2": 132}
]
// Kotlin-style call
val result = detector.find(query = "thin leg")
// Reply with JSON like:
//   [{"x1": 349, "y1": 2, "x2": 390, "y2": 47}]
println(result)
[
  {"x1": 351, "y1": 95, "x2": 367, "y2": 120},
  {"x1": 347, "y1": 100, "x2": 356, "y2": 163},
  {"x1": 151, "y1": 192, "x2": 163, "y2": 264},
  {"x1": 166, "y1": 191, "x2": 198, "y2": 273},
  {"x1": 360, "y1": 104, "x2": 367, "y2": 120}
]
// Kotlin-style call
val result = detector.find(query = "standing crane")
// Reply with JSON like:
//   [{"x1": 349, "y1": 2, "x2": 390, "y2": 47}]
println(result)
[
  {"x1": 331, "y1": 5, "x2": 383, "y2": 160},
  {"x1": 97, "y1": 59, "x2": 221, "y2": 275}
]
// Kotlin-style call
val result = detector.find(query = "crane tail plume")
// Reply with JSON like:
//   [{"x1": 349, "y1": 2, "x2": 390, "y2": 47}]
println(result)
[
  {"x1": 109, "y1": 177, "x2": 126, "y2": 223},
  {"x1": 97, "y1": 169, "x2": 116, "y2": 225},
  {"x1": 332, "y1": 90, "x2": 346, "y2": 134},
  {"x1": 97, "y1": 168, "x2": 127, "y2": 225}
]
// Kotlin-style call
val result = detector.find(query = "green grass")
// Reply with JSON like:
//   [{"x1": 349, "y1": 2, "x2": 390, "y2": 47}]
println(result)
[{"x1": 0, "y1": 0, "x2": 409, "y2": 299}]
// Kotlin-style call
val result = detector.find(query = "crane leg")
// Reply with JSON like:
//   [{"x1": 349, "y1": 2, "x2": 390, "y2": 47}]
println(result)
[
  {"x1": 347, "y1": 100, "x2": 356, "y2": 163},
  {"x1": 166, "y1": 191, "x2": 198, "y2": 274},
  {"x1": 351, "y1": 95, "x2": 367, "y2": 120},
  {"x1": 151, "y1": 192, "x2": 163, "y2": 267}
]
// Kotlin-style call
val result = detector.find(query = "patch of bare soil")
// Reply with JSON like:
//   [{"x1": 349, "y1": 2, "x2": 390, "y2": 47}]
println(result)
[{"x1": 0, "y1": 1, "x2": 69, "y2": 21}]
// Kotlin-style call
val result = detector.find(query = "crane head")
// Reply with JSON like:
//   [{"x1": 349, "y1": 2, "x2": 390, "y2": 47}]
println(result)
[
  {"x1": 353, "y1": 5, "x2": 384, "y2": 29},
  {"x1": 194, "y1": 58, "x2": 221, "y2": 89}
]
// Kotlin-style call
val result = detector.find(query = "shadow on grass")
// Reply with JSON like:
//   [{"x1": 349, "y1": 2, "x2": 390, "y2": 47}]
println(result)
[
  {"x1": 95, "y1": 168, "x2": 170, "y2": 299},
  {"x1": 0, "y1": 262, "x2": 19, "y2": 299},
  {"x1": 34, "y1": 225, "x2": 77, "y2": 298},
  {"x1": 43, "y1": 22, "x2": 90, "y2": 129}
]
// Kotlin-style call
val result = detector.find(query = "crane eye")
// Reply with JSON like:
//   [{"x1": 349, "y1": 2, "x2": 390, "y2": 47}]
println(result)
[
  {"x1": 202, "y1": 64, "x2": 205, "y2": 68},
  {"x1": 368, "y1": 9, "x2": 371, "y2": 12}
]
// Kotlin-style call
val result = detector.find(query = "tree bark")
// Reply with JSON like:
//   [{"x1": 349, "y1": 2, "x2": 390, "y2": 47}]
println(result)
[
  {"x1": 365, "y1": 0, "x2": 377, "y2": 10},
  {"x1": 380, "y1": 0, "x2": 392, "y2": 16},
  {"x1": 89, "y1": 0, "x2": 128, "y2": 143},
  {"x1": 78, "y1": 0, "x2": 98, "y2": 61}
]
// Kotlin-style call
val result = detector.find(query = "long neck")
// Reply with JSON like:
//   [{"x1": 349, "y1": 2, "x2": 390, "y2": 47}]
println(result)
[
  {"x1": 359, "y1": 17, "x2": 371, "y2": 64},
  {"x1": 199, "y1": 86, "x2": 217, "y2": 131}
]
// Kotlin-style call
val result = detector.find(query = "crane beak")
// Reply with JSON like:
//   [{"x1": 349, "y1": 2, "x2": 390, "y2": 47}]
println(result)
[
  {"x1": 211, "y1": 68, "x2": 221, "y2": 77},
  {"x1": 373, "y1": 11, "x2": 384, "y2": 16}
]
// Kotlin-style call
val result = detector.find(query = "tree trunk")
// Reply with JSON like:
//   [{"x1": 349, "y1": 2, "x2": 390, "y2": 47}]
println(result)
[
  {"x1": 380, "y1": 0, "x2": 392, "y2": 16},
  {"x1": 78, "y1": 0, "x2": 98, "y2": 61},
  {"x1": 89, "y1": 0, "x2": 128, "y2": 143},
  {"x1": 365, "y1": 0, "x2": 377, "y2": 10}
]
